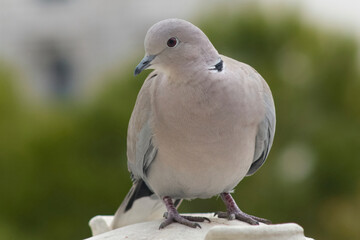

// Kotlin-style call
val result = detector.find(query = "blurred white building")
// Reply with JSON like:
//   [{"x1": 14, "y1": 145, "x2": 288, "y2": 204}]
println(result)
[{"x1": 0, "y1": 0, "x2": 206, "y2": 102}]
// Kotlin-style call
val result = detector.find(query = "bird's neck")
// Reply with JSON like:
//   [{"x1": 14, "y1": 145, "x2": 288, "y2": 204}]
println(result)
[{"x1": 170, "y1": 55, "x2": 221, "y2": 78}]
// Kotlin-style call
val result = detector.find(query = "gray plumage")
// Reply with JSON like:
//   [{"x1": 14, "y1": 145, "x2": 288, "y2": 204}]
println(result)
[{"x1": 111, "y1": 18, "x2": 275, "y2": 229}]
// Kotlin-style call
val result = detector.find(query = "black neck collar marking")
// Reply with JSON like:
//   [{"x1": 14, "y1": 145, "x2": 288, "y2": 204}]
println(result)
[{"x1": 210, "y1": 58, "x2": 223, "y2": 72}]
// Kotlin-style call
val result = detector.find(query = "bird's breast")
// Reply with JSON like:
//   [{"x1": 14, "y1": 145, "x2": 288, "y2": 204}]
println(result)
[
  {"x1": 146, "y1": 75, "x2": 264, "y2": 199},
  {"x1": 152, "y1": 74, "x2": 263, "y2": 144}
]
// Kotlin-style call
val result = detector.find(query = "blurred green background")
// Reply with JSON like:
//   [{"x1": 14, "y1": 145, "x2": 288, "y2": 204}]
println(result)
[{"x1": 1, "y1": 3, "x2": 360, "y2": 240}]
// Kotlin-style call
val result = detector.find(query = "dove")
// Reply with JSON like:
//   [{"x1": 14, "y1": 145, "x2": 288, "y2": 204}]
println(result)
[{"x1": 111, "y1": 18, "x2": 276, "y2": 230}]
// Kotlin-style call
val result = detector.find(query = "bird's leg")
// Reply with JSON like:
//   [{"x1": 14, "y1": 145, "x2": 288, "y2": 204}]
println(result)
[
  {"x1": 159, "y1": 196, "x2": 210, "y2": 229},
  {"x1": 215, "y1": 192, "x2": 271, "y2": 225}
]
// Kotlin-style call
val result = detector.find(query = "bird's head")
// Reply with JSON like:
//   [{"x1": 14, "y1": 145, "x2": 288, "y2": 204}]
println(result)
[{"x1": 134, "y1": 19, "x2": 220, "y2": 76}]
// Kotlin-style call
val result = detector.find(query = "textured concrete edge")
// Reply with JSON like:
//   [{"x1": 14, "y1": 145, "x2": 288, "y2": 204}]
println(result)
[
  {"x1": 88, "y1": 215, "x2": 315, "y2": 240},
  {"x1": 204, "y1": 224, "x2": 307, "y2": 240}
]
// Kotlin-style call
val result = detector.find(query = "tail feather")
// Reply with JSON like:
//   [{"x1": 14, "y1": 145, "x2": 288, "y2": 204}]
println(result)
[{"x1": 111, "y1": 179, "x2": 182, "y2": 229}]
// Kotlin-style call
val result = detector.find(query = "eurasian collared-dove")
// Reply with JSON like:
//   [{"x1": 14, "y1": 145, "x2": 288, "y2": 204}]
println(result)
[{"x1": 111, "y1": 18, "x2": 276, "y2": 229}]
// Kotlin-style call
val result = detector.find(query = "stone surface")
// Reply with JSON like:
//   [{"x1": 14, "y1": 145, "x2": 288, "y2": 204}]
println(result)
[{"x1": 87, "y1": 213, "x2": 314, "y2": 240}]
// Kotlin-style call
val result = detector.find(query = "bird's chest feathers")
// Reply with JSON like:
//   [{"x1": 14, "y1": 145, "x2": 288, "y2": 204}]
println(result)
[{"x1": 153, "y1": 77, "x2": 262, "y2": 141}]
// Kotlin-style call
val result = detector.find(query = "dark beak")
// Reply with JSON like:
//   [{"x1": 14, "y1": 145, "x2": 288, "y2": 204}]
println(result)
[{"x1": 134, "y1": 55, "x2": 156, "y2": 76}]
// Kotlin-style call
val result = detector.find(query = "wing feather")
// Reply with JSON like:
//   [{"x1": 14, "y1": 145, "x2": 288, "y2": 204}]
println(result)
[
  {"x1": 127, "y1": 72, "x2": 159, "y2": 181},
  {"x1": 247, "y1": 72, "x2": 276, "y2": 176}
]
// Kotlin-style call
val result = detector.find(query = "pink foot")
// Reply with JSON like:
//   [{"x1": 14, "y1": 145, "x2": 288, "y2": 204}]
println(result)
[
  {"x1": 159, "y1": 197, "x2": 210, "y2": 229},
  {"x1": 215, "y1": 192, "x2": 271, "y2": 225}
]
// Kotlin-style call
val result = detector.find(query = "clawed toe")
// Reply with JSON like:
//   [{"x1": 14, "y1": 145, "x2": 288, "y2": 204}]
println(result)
[
  {"x1": 214, "y1": 211, "x2": 227, "y2": 218},
  {"x1": 159, "y1": 213, "x2": 202, "y2": 229},
  {"x1": 160, "y1": 197, "x2": 208, "y2": 229},
  {"x1": 217, "y1": 193, "x2": 272, "y2": 225},
  {"x1": 249, "y1": 214, "x2": 272, "y2": 224},
  {"x1": 215, "y1": 210, "x2": 271, "y2": 225},
  {"x1": 182, "y1": 215, "x2": 211, "y2": 223},
  {"x1": 234, "y1": 212, "x2": 260, "y2": 225},
  {"x1": 159, "y1": 217, "x2": 173, "y2": 229},
  {"x1": 164, "y1": 212, "x2": 210, "y2": 223}
]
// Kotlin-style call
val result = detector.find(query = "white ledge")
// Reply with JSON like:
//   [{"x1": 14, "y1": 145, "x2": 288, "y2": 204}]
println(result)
[{"x1": 87, "y1": 213, "x2": 314, "y2": 240}]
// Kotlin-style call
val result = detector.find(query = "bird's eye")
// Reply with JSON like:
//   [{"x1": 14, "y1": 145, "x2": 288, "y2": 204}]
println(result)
[{"x1": 167, "y1": 37, "x2": 178, "y2": 48}]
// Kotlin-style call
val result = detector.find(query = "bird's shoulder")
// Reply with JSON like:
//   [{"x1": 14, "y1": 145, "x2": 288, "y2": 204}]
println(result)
[{"x1": 220, "y1": 55, "x2": 269, "y2": 91}]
